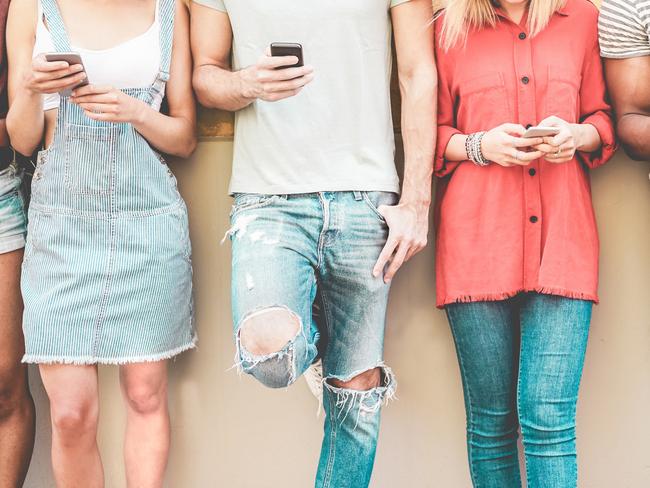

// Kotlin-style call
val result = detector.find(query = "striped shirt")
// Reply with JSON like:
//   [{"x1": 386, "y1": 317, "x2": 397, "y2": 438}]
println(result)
[{"x1": 599, "y1": 0, "x2": 650, "y2": 58}]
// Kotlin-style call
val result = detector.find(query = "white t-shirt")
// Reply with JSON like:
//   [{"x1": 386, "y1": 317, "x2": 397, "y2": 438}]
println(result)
[{"x1": 194, "y1": 0, "x2": 411, "y2": 195}]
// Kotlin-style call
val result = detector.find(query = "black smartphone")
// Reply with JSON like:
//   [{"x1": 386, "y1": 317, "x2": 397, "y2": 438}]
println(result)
[
  {"x1": 44, "y1": 52, "x2": 89, "y2": 97},
  {"x1": 270, "y1": 42, "x2": 304, "y2": 68}
]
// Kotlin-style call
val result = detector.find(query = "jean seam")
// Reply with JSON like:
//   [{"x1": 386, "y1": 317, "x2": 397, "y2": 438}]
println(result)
[
  {"x1": 517, "y1": 299, "x2": 530, "y2": 486},
  {"x1": 446, "y1": 308, "x2": 480, "y2": 488},
  {"x1": 321, "y1": 385, "x2": 338, "y2": 488}
]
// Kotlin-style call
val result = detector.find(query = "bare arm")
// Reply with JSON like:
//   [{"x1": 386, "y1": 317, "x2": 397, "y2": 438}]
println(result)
[
  {"x1": 605, "y1": 56, "x2": 650, "y2": 161},
  {"x1": 6, "y1": 0, "x2": 85, "y2": 155},
  {"x1": 72, "y1": 1, "x2": 196, "y2": 158},
  {"x1": 372, "y1": 0, "x2": 437, "y2": 282},
  {"x1": 190, "y1": 2, "x2": 314, "y2": 112}
]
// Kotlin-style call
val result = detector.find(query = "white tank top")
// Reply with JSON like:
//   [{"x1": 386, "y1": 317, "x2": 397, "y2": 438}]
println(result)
[{"x1": 33, "y1": 0, "x2": 163, "y2": 111}]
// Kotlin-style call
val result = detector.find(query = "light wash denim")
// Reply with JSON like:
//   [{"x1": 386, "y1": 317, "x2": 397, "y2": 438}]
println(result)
[
  {"x1": 0, "y1": 164, "x2": 26, "y2": 254},
  {"x1": 21, "y1": 0, "x2": 195, "y2": 365},
  {"x1": 446, "y1": 293, "x2": 592, "y2": 488},
  {"x1": 229, "y1": 191, "x2": 398, "y2": 488}
]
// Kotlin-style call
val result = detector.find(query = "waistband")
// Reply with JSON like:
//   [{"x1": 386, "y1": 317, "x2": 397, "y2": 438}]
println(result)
[{"x1": 0, "y1": 148, "x2": 31, "y2": 172}]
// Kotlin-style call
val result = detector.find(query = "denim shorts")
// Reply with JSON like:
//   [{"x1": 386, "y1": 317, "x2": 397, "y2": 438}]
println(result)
[{"x1": 0, "y1": 164, "x2": 26, "y2": 254}]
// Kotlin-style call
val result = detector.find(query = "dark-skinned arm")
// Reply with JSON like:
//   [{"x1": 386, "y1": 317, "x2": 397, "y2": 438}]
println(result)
[{"x1": 605, "y1": 56, "x2": 650, "y2": 161}]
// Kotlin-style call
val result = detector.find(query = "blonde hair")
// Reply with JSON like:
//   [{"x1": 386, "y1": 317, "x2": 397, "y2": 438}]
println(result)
[{"x1": 440, "y1": 0, "x2": 567, "y2": 50}]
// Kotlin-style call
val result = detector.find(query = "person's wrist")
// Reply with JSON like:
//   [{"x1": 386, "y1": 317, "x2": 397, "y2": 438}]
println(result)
[
  {"x1": 570, "y1": 123, "x2": 585, "y2": 150},
  {"x1": 237, "y1": 68, "x2": 258, "y2": 101},
  {"x1": 131, "y1": 99, "x2": 149, "y2": 126}
]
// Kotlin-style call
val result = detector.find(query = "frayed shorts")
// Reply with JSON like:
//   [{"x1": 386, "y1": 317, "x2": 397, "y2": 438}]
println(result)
[{"x1": 0, "y1": 165, "x2": 26, "y2": 254}]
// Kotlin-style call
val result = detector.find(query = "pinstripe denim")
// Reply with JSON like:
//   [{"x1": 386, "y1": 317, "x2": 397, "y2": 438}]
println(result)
[
  {"x1": 0, "y1": 164, "x2": 26, "y2": 254},
  {"x1": 21, "y1": 0, "x2": 195, "y2": 364}
]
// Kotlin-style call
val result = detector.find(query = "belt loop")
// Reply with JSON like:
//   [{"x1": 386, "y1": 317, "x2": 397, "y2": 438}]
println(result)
[{"x1": 353, "y1": 191, "x2": 363, "y2": 201}]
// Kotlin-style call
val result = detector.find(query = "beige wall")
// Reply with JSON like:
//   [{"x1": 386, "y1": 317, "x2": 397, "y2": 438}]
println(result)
[{"x1": 23, "y1": 139, "x2": 650, "y2": 487}]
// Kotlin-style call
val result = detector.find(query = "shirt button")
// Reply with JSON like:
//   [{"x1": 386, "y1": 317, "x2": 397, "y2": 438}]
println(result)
[
  {"x1": 521, "y1": 76, "x2": 530, "y2": 84},
  {"x1": 525, "y1": 124, "x2": 533, "y2": 129},
  {"x1": 529, "y1": 168, "x2": 536, "y2": 176},
  {"x1": 530, "y1": 216, "x2": 539, "y2": 223},
  {"x1": 519, "y1": 32, "x2": 527, "y2": 40}
]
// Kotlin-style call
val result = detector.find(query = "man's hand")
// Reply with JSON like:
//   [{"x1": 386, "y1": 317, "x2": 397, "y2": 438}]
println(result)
[
  {"x1": 239, "y1": 51, "x2": 314, "y2": 103},
  {"x1": 372, "y1": 202, "x2": 429, "y2": 283}
]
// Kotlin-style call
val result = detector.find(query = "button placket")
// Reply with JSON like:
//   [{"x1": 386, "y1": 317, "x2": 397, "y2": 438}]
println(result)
[{"x1": 513, "y1": 27, "x2": 542, "y2": 288}]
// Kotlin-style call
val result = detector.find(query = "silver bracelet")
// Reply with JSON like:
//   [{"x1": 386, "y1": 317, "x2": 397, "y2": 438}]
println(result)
[{"x1": 466, "y1": 132, "x2": 489, "y2": 166}]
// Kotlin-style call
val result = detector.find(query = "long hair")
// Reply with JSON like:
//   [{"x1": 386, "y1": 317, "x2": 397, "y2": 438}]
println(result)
[{"x1": 439, "y1": 0, "x2": 567, "y2": 50}]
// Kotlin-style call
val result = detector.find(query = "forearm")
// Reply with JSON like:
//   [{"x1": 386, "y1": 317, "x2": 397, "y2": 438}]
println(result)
[
  {"x1": 193, "y1": 64, "x2": 253, "y2": 112},
  {"x1": 399, "y1": 68, "x2": 436, "y2": 209},
  {"x1": 617, "y1": 113, "x2": 650, "y2": 161},
  {"x1": 7, "y1": 87, "x2": 44, "y2": 155},
  {"x1": 572, "y1": 123, "x2": 601, "y2": 153},
  {"x1": 133, "y1": 102, "x2": 196, "y2": 158}
]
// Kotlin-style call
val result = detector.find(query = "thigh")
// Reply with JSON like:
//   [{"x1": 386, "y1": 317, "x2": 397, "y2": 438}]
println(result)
[
  {"x1": 518, "y1": 294, "x2": 592, "y2": 416},
  {"x1": 446, "y1": 300, "x2": 519, "y2": 412},
  {"x1": 230, "y1": 195, "x2": 319, "y2": 334},
  {"x1": 319, "y1": 192, "x2": 396, "y2": 379},
  {"x1": 40, "y1": 364, "x2": 99, "y2": 411},
  {"x1": 119, "y1": 362, "x2": 168, "y2": 398},
  {"x1": 0, "y1": 249, "x2": 25, "y2": 379}
]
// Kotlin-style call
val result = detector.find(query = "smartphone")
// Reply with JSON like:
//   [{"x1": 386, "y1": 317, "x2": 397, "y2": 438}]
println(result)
[
  {"x1": 44, "y1": 52, "x2": 88, "y2": 97},
  {"x1": 523, "y1": 126, "x2": 561, "y2": 138},
  {"x1": 270, "y1": 42, "x2": 304, "y2": 68}
]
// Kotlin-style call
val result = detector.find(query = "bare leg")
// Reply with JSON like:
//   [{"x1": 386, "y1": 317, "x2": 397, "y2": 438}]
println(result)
[
  {"x1": 40, "y1": 364, "x2": 103, "y2": 488},
  {"x1": 0, "y1": 248, "x2": 35, "y2": 488},
  {"x1": 120, "y1": 361, "x2": 170, "y2": 488}
]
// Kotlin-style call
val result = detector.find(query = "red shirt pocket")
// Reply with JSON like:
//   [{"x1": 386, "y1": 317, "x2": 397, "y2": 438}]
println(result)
[{"x1": 456, "y1": 71, "x2": 511, "y2": 132}]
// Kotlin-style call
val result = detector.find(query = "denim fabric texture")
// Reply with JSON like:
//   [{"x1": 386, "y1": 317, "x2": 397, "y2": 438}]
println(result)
[
  {"x1": 0, "y1": 164, "x2": 26, "y2": 254},
  {"x1": 229, "y1": 191, "x2": 398, "y2": 488},
  {"x1": 21, "y1": 0, "x2": 195, "y2": 364},
  {"x1": 446, "y1": 293, "x2": 593, "y2": 488}
]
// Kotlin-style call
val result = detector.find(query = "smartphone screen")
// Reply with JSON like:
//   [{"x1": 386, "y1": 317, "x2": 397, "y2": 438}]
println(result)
[{"x1": 270, "y1": 43, "x2": 304, "y2": 68}]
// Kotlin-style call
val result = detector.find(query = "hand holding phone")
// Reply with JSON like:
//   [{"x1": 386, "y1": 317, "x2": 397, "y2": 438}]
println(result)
[
  {"x1": 43, "y1": 53, "x2": 88, "y2": 97},
  {"x1": 522, "y1": 126, "x2": 561, "y2": 138},
  {"x1": 27, "y1": 53, "x2": 87, "y2": 97},
  {"x1": 239, "y1": 44, "x2": 314, "y2": 103}
]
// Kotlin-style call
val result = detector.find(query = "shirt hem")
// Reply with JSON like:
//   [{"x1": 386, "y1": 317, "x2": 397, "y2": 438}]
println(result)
[
  {"x1": 436, "y1": 286, "x2": 599, "y2": 309},
  {"x1": 228, "y1": 181, "x2": 401, "y2": 196}
]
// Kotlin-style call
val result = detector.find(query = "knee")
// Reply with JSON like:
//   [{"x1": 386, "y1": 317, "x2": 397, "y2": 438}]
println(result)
[
  {"x1": 239, "y1": 307, "x2": 302, "y2": 357},
  {"x1": 51, "y1": 400, "x2": 98, "y2": 441},
  {"x1": 519, "y1": 398, "x2": 576, "y2": 447},
  {"x1": 124, "y1": 383, "x2": 167, "y2": 416},
  {"x1": 328, "y1": 368, "x2": 382, "y2": 391}
]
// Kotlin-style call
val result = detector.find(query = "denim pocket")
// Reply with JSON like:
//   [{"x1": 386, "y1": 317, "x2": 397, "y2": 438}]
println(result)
[
  {"x1": 64, "y1": 124, "x2": 119, "y2": 195},
  {"x1": 361, "y1": 191, "x2": 399, "y2": 223},
  {"x1": 230, "y1": 194, "x2": 277, "y2": 218}
]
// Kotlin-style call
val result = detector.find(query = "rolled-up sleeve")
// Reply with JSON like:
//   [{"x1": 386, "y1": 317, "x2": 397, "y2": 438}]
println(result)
[
  {"x1": 578, "y1": 35, "x2": 617, "y2": 169},
  {"x1": 434, "y1": 34, "x2": 462, "y2": 177}
]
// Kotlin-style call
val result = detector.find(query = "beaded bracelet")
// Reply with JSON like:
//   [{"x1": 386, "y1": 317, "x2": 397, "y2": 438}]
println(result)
[{"x1": 465, "y1": 132, "x2": 489, "y2": 167}]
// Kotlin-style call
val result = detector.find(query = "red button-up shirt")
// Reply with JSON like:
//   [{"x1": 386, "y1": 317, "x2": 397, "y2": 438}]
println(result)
[{"x1": 434, "y1": 0, "x2": 616, "y2": 308}]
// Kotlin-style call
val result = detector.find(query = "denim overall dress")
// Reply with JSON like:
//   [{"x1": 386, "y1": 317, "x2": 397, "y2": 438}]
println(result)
[{"x1": 21, "y1": 0, "x2": 196, "y2": 364}]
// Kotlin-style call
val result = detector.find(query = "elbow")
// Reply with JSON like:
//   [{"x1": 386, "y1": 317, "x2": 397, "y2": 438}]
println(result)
[
  {"x1": 618, "y1": 127, "x2": 650, "y2": 162},
  {"x1": 6, "y1": 117, "x2": 38, "y2": 157},
  {"x1": 176, "y1": 132, "x2": 197, "y2": 159}
]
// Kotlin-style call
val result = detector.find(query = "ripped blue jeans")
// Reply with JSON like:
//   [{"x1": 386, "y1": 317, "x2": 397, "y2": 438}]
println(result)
[{"x1": 229, "y1": 191, "x2": 398, "y2": 488}]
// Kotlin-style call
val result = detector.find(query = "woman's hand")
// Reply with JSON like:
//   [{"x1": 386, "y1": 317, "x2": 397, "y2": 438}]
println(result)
[
  {"x1": 26, "y1": 54, "x2": 87, "y2": 95},
  {"x1": 532, "y1": 116, "x2": 580, "y2": 164},
  {"x1": 71, "y1": 85, "x2": 148, "y2": 124},
  {"x1": 480, "y1": 123, "x2": 544, "y2": 167}
]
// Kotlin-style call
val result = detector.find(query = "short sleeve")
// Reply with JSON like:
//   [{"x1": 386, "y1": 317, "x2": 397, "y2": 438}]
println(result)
[
  {"x1": 599, "y1": 0, "x2": 650, "y2": 58},
  {"x1": 390, "y1": 0, "x2": 412, "y2": 8},
  {"x1": 192, "y1": 0, "x2": 226, "y2": 12}
]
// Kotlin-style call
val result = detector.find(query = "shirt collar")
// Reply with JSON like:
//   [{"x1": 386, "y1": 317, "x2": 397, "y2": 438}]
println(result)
[{"x1": 494, "y1": 3, "x2": 570, "y2": 22}]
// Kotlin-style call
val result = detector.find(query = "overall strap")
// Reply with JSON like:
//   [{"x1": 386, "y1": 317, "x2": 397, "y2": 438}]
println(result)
[
  {"x1": 158, "y1": 0, "x2": 175, "y2": 82},
  {"x1": 41, "y1": 0, "x2": 72, "y2": 52}
]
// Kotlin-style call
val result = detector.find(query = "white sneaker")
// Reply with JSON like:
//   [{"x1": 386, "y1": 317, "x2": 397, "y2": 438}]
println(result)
[{"x1": 304, "y1": 359, "x2": 324, "y2": 409}]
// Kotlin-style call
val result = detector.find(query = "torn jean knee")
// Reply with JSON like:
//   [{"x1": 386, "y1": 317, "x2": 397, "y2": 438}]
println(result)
[
  {"x1": 234, "y1": 306, "x2": 316, "y2": 389},
  {"x1": 323, "y1": 364, "x2": 397, "y2": 429}
]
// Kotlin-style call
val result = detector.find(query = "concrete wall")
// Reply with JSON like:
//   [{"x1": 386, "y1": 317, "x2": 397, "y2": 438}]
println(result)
[{"x1": 23, "y1": 136, "x2": 650, "y2": 487}]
